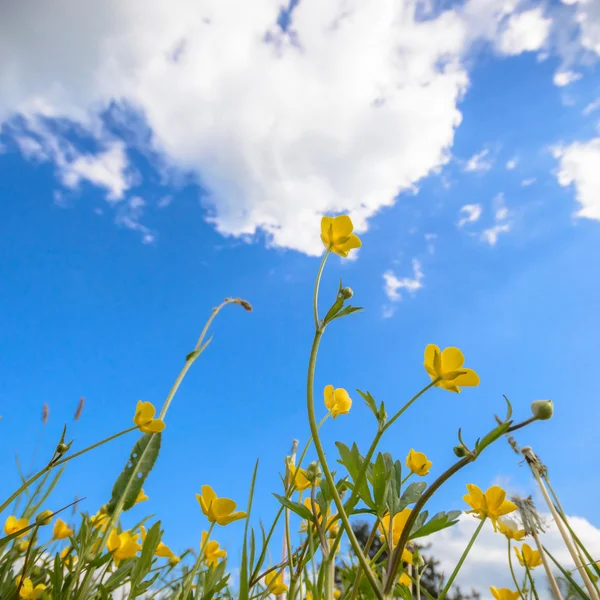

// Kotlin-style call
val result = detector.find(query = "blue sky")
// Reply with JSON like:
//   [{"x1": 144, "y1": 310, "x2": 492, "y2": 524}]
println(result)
[{"x1": 1, "y1": 0, "x2": 600, "y2": 592}]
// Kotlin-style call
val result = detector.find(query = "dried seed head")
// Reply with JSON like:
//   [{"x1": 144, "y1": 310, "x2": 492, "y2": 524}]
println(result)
[
  {"x1": 512, "y1": 495, "x2": 546, "y2": 534},
  {"x1": 74, "y1": 397, "x2": 85, "y2": 421},
  {"x1": 522, "y1": 446, "x2": 548, "y2": 478},
  {"x1": 42, "y1": 403, "x2": 49, "y2": 425},
  {"x1": 228, "y1": 297, "x2": 253, "y2": 311}
]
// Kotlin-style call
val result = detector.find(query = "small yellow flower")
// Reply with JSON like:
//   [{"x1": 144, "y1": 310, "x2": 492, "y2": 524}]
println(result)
[
  {"x1": 196, "y1": 485, "x2": 247, "y2": 526},
  {"x1": 398, "y1": 572, "x2": 412, "y2": 588},
  {"x1": 287, "y1": 463, "x2": 312, "y2": 491},
  {"x1": 406, "y1": 449, "x2": 432, "y2": 476},
  {"x1": 17, "y1": 577, "x2": 45, "y2": 600},
  {"x1": 333, "y1": 590, "x2": 342, "y2": 599},
  {"x1": 169, "y1": 556, "x2": 181, "y2": 567},
  {"x1": 91, "y1": 510, "x2": 109, "y2": 531},
  {"x1": 107, "y1": 529, "x2": 141, "y2": 565},
  {"x1": 265, "y1": 570, "x2": 288, "y2": 594},
  {"x1": 423, "y1": 345, "x2": 480, "y2": 393},
  {"x1": 140, "y1": 526, "x2": 176, "y2": 560},
  {"x1": 60, "y1": 547, "x2": 78, "y2": 568},
  {"x1": 497, "y1": 518, "x2": 526, "y2": 541},
  {"x1": 463, "y1": 484, "x2": 517, "y2": 530},
  {"x1": 4, "y1": 516, "x2": 29, "y2": 538},
  {"x1": 321, "y1": 215, "x2": 362, "y2": 258},
  {"x1": 300, "y1": 498, "x2": 339, "y2": 537},
  {"x1": 133, "y1": 401, "x2": 165, "y2": 434},
  {"x1": 324, "y1": 385, "x2": 352, "y2": 419},
  {"x1": 514, "y1": 543, "x2": 543, "y2": 569},
  {"x1": 134, "y1": 489, "x2": 149, "y2": 505},
  {"x1": 53, "y1": 518, "x2": 74, "y2": 540},
  {"x1": 35, "y1": 510, "x2": 53, "y2": 526},
  {"x1": 490, "y1": 587, "x2": 521, "y2": 600},
  {"x1": 201, "y1": 531, "x2": 227, "y2": 567},
  {"x1": 379, "y1": 509, "x2": 413, "y2": 548}
]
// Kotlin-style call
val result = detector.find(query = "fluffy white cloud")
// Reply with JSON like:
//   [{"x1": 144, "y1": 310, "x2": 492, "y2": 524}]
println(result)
[
  {"x1": 458, "y1": 203, "x2": 483, "y2": 227},
  {"x1": 553, "y1": 70, "x2": 582, "y2": 87},
  {"x1": 428, "y1": 511, "x2": 600, "y2": 599},
  {"x1": 495, "y1": 8, "x2": 551, "y2": 56},
  {"x1": 382, "y1": 258, "x2": 423, "y2": 317},
  {"x1": 554, "y1": 138, "x2": 600, "y2": 220}
]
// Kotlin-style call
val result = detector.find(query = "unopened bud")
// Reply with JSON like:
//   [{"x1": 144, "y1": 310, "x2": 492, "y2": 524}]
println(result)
[
  {"x1": 531, "y1": 400, "x2": 553, "y2": 420},
  {"x1": 306, "y1": 461, "x2": 322, "y2": 483},
  {"x1": 341, "y1": 287, "x2": 353, "y2": 300},
  {"x1": 169, "y1": 556, "x2": 181, "y2": 567},
  {"x1": 56, "y1": 442, "x2": 69, "y2": 455},
  {"x1": 16, "y1": 540, "x2": 29, "y2": 553},
  {"x1": 453, "y1": 445, "x2": 467, "y2": 457},
  {"x1": 413, "y1": 550, "x2": 425, "y2": 568},
  {"x1": 36, "y1": 510, "x2": 53, "y2": 525},
  {"x1": 30, "y1": 566, "x2": 43, "y2": 578}
]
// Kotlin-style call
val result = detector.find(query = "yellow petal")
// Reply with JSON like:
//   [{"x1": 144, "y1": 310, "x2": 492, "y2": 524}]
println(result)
[
  {"x1": 335, "y1": 233, "x2": 361, "y2": 257},
  {"x1": 324, "y1": 385, "x2": 335, "y2": 411},
  {"x1": 330, "y1": 215, "x2": 354, "y2": 242},
  {"x1": 485, "y1": 486, "x2": 506, "y2": 512},
  {"x1": 465, "y1": 484, "x2": 484, "y2": 508},
  {"x1": 201, "y1": 485, "x2": 217, "y2": 505},
  {"x1": 452, "y1": 369, "x2": 480, "y2": 387},
  {"x1": 440, "y1": 347, "x2": 465, "y2": 372},
  {"x1": 423, "y1": 344, "x2": 441, "y2": 378},
  {"x1": 321, "y1": 217, "x2": 334, "y2": 246},
  {"x1": 212, "y1": 497, "x2": 236, "y2": 518}
]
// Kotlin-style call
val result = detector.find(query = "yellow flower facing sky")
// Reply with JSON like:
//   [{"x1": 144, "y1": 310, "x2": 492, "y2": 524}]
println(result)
[
  {"x1": 463, "y1": 484, "x2": 517, "y2": 530},
  {"x1": 320, "y1": 215, "x2": 361, "y2": 258},
  {"x1": 514, "y1": 543, "x2": 543, "y2": 569},
  {"x1": 398, "y1": 572, "x2": 412, "y2": 588},
  {"x1": 133, "y1": 401, "x2": 165, "y2": 434},
  {"x1": 423, "y1": 345, "x2": 480, "y2": 393},
  {"x1": 201, "y1": 531, "x2": 227, "y2": 567},
  {"x1": 196, "y1": 485, "x2": 247, "y2": 526},
  {"x1": 405, "y1": 449, "x2": 432, "y2": 476},
  {"x1": 140, "y1": 526, "x2": 176, "y2": 560},
  {"x1": 287, "y1": 462, "x2": 312, "y2": 491},
  {"x1": 300, "y1": 498, "x2": 339, "y2": 537},
  {"x1": 265, "y1": 570, "x2": 288, "y2": 595},
  {"x1": 324, "y1": 385, "x2": 352, "y2": 419},
  {"x1": 4, "y1": 516, "x2": 29, "y2": 538},
  {"x1": 53, "y1": 518, "x2": 74, "y2": 540},
  {"x1": 497, "y1": 518, "x2": 526, "y2": 541},
  {"x1": 91, "y1": 510, "x2": 109, "y2": 531},
  {"x1": 490, "y1": 587, "x2": 521, "y2": 600},
  {"x1": 17, "y1": 577, "x2": 46, "y2": 600},
  {"x1": 107, "y1": 530, "x2": 142, "y2": 565},
  {"x1": 379, "y1": 509, "x2": 413, "y2": 549}
]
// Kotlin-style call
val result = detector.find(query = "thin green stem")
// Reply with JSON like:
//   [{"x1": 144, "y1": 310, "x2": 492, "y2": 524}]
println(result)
[
  {"x1": 508, "y1": 540, "x2": 526, "y2": 600},
  {"x1": 313, "y1": 250, "x2": 331, "y2": 329},
  {"x1": 438, "y1": 517, "x2": 486, "y2": 600},
  {"x1": 350, "y1": 521, "x2": 379, "y2": 600},
  {"x1": 524, "y1": 564, "x2": 540, "y2": 600},
  {"x1": 180, "y1": 522, "x2": 215, "y2": 599}
]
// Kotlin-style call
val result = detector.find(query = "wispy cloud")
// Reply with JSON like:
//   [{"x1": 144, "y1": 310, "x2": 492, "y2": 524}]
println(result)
[
  {"x1": 115, "y1": 197, "x2": 155, "y2": 244},
  {"x1": 464, "y1": 149, "x2": 493, "y2": 173},
  {"x1": 553, "y1": 70, "x2": 582, "y2": 87},
  {"x1": 506, "y1": 158, "x2": 518, "y2": 170},
  {"x1": 382, "y1": 259, "x2": 424, "y2": 318},
  {"x1": 521, "y1": 177, "x2": 536, "y2": 186},
  {"x1": 457, "y1": 204, "x2": 482, "y2": 228},
  {"x1": 481, "y1": 193, "x2": 511, "y2": 246}
]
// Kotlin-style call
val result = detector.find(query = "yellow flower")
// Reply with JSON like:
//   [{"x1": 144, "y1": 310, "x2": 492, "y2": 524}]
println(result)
[
  {"x1": 140, "y1": 526, "x2": 176, "y2": 560},
  {"x1": 324, "y1": 385, "x2": 352, "y2": 419},
  {"x1": 107, "y1": 530, "x2": 142, "y2": 565},
  {"x1": 91, "y1": 510, "x2": 110, "y2": 531},
  {"x1": 4, "y1": 516, "x2": 29, "y2": 538},
  {"x1": 423, "y1": 345, "x2": 480, "y2": 393},
  {"x1": 265, "y1": 571, "x2": 288, "y2": 594},
  {"x1": 196, "y1": 485, "x2": 247, "y2": 526},
  {"x1": 60, "y1": 547, "x2": 78, "y2": 568},
  {"x1": 134, "y1": 489, "x2": 149, "y2": 505},
  {"x1": 300, "y1": 498, "x2": 339, "y2": 537},
  {"x1": 169, "y1": 556, "x2": 181, "y2": 567},
  {"x1": 17, "y1": 577, "x2": 45, "y2": 600},
  {"x1": 133, "y1": 401, "x2": 165, "y2": 434},
  {"x1": 287, "y1": 463, "x2": 312, "y2": 491},
  {"x1": 398, "y1": 572, "x2": 412, "y2": 588},
  {"x1": 15, "y1": 541, "x2": 29, "y2": 553},
  {"x1": 379, "y1": 509, "x2": 412, "y2": 548},
  {"x1": 321, "y1": 215, "x2": 362, "y2": 258},
  {"x1": 201, "y1": 531, "x2": 227, "y2": 567},
  {"x1": 53, "y1": 518, "x2": 74, "y2": 540},
  {"x1": 497, "y1": 518, "x2": 526, "y2": 541},
  {"x1": 490, "y1": 587, "x2": 521, "y2": 600},
  {"x1": 514, "y1": 543, "x2": 543, "y2": 569},
  {"x1": 406, "y1": 449, "x2": 432, "y2": 476},
  {"x1": 35, "y1": 510, "x2": 53, "y2": 526},
  {"x1": 463, "y1": 484, "x2": 517, "y2": 530},
  {"x1": 333, "y1": 590, "x2": 342, "y2": 599}
]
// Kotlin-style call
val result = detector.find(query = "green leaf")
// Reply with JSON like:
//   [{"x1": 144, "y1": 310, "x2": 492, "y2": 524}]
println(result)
[
  {"x1": 398, "y1": 482, "x2": 427, "y2": 511},
  {"x1": 410, "y1": 511, "x2": 461, "y2": 539},
  {"x1": 371, "y1": 453, "x2": 391, "y2": 517},
  {"x1": 336, "y1": 442, "x2": 374, "y2": 509},
  {"x1": 272, "y1": 494, "x2": 314, "y2": 522},
  {"x1": 52, "y1": 553, "x2": 63, "y2": 600},
  {"x1": 239, "y1": 459, "x2": 259, "y2": 600},
  {"x1": 130, "y1": 521, "x2": 162, "y2": 593},
  {"x1": 106, "y1": 432, "x2": 162, "y2": 514},
  {"x1": 475, "y1": 422, "x2": 511, "y2": 454},
  {"x1": 357, "y1": 390, "x2": 378, "y2": 420},
  {"x1": 327, "y1": 305, "x2": 363, "y2": 323}
]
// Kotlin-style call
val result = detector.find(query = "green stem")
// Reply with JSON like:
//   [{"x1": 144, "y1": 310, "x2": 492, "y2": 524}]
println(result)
[
  {"x1": 508, "y1": 540, "x2": 526, "y2": 600},
  {"x1": 313, "y1": 250, "x2": 330, "y2": 329},
  {"x1": 180, "y1": 522, "x2": 215, "y2": 599},
  {"x1": 350, "y1": 521, "x2": 379, "y2": 600},
  {"x1": 524, "y1": 564, "x2": 539, "y2": 600},
  {"x1": 438, "y1": 517, "x2": 486, "y2": 600}
]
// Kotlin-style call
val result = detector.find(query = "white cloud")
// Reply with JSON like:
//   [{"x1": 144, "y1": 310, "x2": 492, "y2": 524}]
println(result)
[
  {"x1": 554, "y1": 138, "x2": 600, "y2": 220},
  {"x1": 158, "y1": 195, "x2": 174, "y2": 208},
  {"x1": 464, "y1": 149, "x2": 493, "y2": 173},
  {"x1": 479, "y1": 192, "x2": 511, "y2": 245},
  {"x1": 506, "y1": 158, "x2": 518, "y2": 170},
  {"x1": 495, "y1": 8, "x2": 551, "y2": 56},
  {"x1": 553, "y1": 70, "x2": 582, "y2": 87},
  {"x1": 521, "y1": 177, "x2": 536, "y2": 186},
  {"x1": 567, "y1": 0, "x2": 600, "y2": 56},
  {"x1": 457, "y1": 203, "x2": 483, "y2": 228},
  {"x1": 114, "y1": 196, "x2": 156, "y2": 243},
  {"x1": 481, "y1": 222, "x2": 511, "y2": 246},
  {"x1": 382, "y1": 259, "x2": 424, "y2": 317},
  {"x1": 425, "y1": 232, "x2": 437, "y2": 255},
  {"x1": 429, "y1": 512, "x2": 600, "y2": 599},
  {"x1": 583, "y1": 98, "x2": 600, "y2": 116}
]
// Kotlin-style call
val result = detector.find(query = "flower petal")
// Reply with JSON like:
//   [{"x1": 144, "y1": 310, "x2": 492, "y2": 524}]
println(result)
[
  {"x1": 485, "y1": 486, "x2": 507, "y2": 512},
  {"x1": 441, "y1": 347, "x2": 465, "y2": 372},
  {"x1": 336, "y1": 234, "x2": 361, "y2": 256},
  {"x1": 452, "y1": 369, "x2": 480, "y2": 387},
  {"x1": 324, "y1": 385, "x2": 335, "y2": 411},
  {"x1": 423, "y1": 344, "x2": 441, "y2": 378},
  {"x1": 331, "y1": 215, "x2": 354, "y2": 242}
]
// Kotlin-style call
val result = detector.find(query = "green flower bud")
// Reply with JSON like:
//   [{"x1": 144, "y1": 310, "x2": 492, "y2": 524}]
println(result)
[
  {"x1": 15, "y1": 540, "x2": 29, "y2": 553},
  {"x1": 453, "y1": 445, "x2": 467, "y2": 457},
  {"x1": 35, "y1": 510, "x2": 53, "y2": 525},
  {"x1": 306, "y1": 461, "x2": 322, "y2": 483},
  {"x1": 531, "y1": 399, "x2": 553, "y2": 420},
  {"x1": 56, "y1": 442, "x2": 69, "y2": 455},
  {"x1": 341, "y1": 287, "x2": 354, "y2": 300},
  {"x1": 30, "y1": 566, "x2": 43, "y2": 578}
]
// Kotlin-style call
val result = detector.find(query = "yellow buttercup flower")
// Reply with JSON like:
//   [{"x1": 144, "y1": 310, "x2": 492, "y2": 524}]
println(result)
[
  {"x1": 196, "y1": 485, "x2": 247, "y2": 526},
  {"x1": 490, "y1": 587, "x2": 521, "y2": 600},
  {"x1": 497, "y1": 518, "x2": 526, "y2": 541},
  {"x1": 35, "y1": 510, "x2": 53, "y2": 526},
  {"x1": 324, "y1": 385, "x2": 352, "y2": 419},
  {"x1": 53, "y1": 518, "x2": 74, "y2": 540},
  {"x1": 133, "y1": 401, "x2": 165, "y2": 434},
  {"x1": 423, "y1": 345, "x2": 480, "y2": 393},
  {"x1": 300, "y1": 498, "x2": 339, "y2": 537},
  {"x1": 4, "y1": 516, "x2": 29, "y2": 538},
  {"x1": 140, "y1": 526, "x2": 176, "y2": 560},
  {"x1": 514, "y1": 543, "x2": 543, "y2": 569},
  {"x1": 406, "y1": 449, "x2": 432, "y2": 476},
  {"x1": 463, "y1": 484, "x2": 517, "y2": 530},
  {"x1": 321, "y1": 215, "x2": 362, "y2": 258},
  {"x1": 287, "y1": 463, "x2": 312, "y2": 491},
  {"x1": 333, "y1": 590, "x2": 342, "y2": 599},
  {"x1": 107, "y1": 530, "x2": 142, "y2": 565},
  {"x1": 398, "y1": 572, "x2": 412, "y2": 588},
  {"x1": 91, "y1": 510, "x2": 109, "y2": 531},
  {"x1": 17, "y1": 577, "x2": 45, "y2": 600},
  {"x1": 201, "y1": 531, "x2": 227, "y2": 567},
  {"x1": 60, "y1": 547, "x2": 78, "y2": 568},
  {"x1": 379, "y1": 509, "x2": 412, "y2": 548},
  {"x1": 134, "y1": 489, "x2": 149, "y2": 505},
  {"x1": 265, "y1": 570, "x2": 288, "y2": 594}
]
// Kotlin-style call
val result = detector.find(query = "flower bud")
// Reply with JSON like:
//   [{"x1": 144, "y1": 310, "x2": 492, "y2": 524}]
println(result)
[
  {"x1": 56, "y1": 442, "x2": 69, "y2": 455},
  {"x1": 453, "y1": 445, "x2": 467, "y2": 457},
  {"x1": 35, "y1": 510, "x2": 53, "y2": 526},
  {"x1": 341, "y1": 287, "x2": 353, "y2": 300},
  {"x1": 306, "y1": 461, "x2": 322, "y2": 483},
  {"x1": 169, "y1": 556, "x2": 181, "y2": 567},
  {"x1": 413, "y1": 550, "x2": 425, "y2": 568},
  {"x1": 30, "y1": 566, "x2": 43, "y2": 578},
  {"x1": 16, "y1": 540, "x2": 29, "y2": 553},
  {"x1": 531, "y1": 399, "x2": 553, "y2": 421}
]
